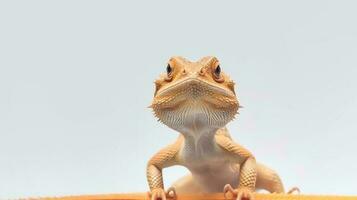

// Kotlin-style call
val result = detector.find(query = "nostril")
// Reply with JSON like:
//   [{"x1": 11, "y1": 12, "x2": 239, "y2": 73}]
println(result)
[
  {"x1": 182, "y1": 69, "x2": 186, "y2": 74},
  {"x1": 199, "y1": 68, "x2": 205, "y2": 76}
]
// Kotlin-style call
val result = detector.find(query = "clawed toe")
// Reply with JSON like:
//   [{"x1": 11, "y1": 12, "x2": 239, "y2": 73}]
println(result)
[
  {"x1": 149, "y1": 187, "x2": 177, "y2": 200},
  {"x1": 223, "y1": 184, "x2": 237, "y2": 199},
  {"x1": 287, "y1": 187, "x2": 300, "y2": 194},
  {"x1": 166, "y1": 187, "x2": 177, "y2": 200},
  {"x1": 223, "y1": 184, "x2": 254, "y2": 200}
]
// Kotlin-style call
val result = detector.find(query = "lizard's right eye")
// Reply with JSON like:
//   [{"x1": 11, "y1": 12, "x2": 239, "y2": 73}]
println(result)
[{"x1": 166, "y1": 64, "x2": 173, "y2": 75}]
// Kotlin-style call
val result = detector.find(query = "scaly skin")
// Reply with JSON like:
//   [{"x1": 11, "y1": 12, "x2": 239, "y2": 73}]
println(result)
[{"x1": 147, "y1": 56, "x2": 296, "y2": 200}]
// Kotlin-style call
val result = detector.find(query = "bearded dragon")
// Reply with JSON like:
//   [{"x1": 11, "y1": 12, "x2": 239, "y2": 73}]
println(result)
[{"x1": 147, "y1": 56, "x2": 297, "y2": 200}]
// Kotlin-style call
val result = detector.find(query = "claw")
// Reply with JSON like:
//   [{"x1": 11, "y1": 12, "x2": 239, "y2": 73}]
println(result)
[
  {"x1": 223, "y1": 184, "x2": 254, "y2": 200},
  {"x1": 237, "y1": 192, "x2": 243, "y2": 200},
  {"x1": 287, "y1": 187, "x2": 300, "y2": 194},
  {"x1": 223, "y1": 184, "x2": 236, "y2": 199},
  {"x1": 151, "y1": 192, "x2": 158, "y2": 200},
  {"x1": 166, "y1": 187, "x2": 177, "y2": 200}
]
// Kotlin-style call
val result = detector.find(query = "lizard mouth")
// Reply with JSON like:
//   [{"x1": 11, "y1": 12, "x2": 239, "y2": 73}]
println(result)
[
  {"x1": 156, "y1": 77, "x2": 235, "y2": 99},
  {"x1": 152, "y1": 78, "x2": 238, "y2": 108},
  {"x1": 152, "y1": 78, "x2": 238, "y2": 109}
]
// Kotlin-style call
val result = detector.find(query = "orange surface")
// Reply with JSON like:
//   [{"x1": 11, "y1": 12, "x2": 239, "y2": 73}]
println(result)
[{"x1": 26, "y1": 193, "x2": 357, "y2": 200}]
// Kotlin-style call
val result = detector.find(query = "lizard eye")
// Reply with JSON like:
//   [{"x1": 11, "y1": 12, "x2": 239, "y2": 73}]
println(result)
[
  {"x1": 165, "y1": 64, "x2": 173, "y2": 81},
  {"x1": 166, "y1": 64, "x2": 172, "y2": 75},
  {"x1": 214, "y1": 65, "x2": 221, "y2": 77},
  {"x1": 213, "y1": 65, "x2": 224, "y2": 83}
]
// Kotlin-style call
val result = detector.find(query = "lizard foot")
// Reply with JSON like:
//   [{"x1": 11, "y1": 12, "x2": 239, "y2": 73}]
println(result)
[
  {"x1": 149, "y1": 187, "x2": 177, "y2": 200},
  {"x1": 223, "y1": 184, "x2": 254, "y2": 200}
]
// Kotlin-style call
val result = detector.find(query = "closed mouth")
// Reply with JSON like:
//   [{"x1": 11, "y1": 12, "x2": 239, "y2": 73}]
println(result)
[{"x1": 156, "y1": 78, "x2": 235, "y2": 98}]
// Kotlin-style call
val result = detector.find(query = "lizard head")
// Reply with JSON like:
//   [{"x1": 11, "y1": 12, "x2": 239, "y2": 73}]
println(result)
[{"x1": 150, "y1": 56, "x2": 239, "y2": 134}]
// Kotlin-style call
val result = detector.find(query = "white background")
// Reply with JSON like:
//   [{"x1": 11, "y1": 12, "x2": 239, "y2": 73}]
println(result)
[{"x1": 1, "y1": 0, "x2": 356, "y2": 198}]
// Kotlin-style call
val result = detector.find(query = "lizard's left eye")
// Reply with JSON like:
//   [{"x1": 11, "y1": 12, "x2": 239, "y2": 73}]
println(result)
[{"x1": 213, "y1": 65, "x2": 224, "y2": 83}]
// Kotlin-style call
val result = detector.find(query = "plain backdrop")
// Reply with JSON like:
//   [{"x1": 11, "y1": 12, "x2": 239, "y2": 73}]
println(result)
[{"x1": 1, "y1": 0, "x2": 357, "y2": 198}]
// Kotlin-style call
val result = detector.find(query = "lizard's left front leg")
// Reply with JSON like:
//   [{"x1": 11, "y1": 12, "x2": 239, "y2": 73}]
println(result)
[
  {"x1": 216, "y1": 135, "x2": 257, "y2": 200},
  {"x1": 224, "y1": 157, "x2": 257, "y2": 200}
]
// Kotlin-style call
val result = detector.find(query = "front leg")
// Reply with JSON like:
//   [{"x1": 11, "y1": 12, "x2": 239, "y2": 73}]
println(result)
[
  {"x1": 224, "y1": 157, "x2": 257, "y2": 200},
  {"x1": 147, "y1": 138, "x2": 182, "y2": 200},
  {"x1": 216, "y1": 135, "x2": 257, "y2": 200},
  {"x1": 147, "y1": 165, "x2": 166, "y2": 200}
]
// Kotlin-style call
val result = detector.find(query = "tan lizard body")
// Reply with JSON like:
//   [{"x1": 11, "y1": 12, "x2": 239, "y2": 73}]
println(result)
[{"x1": 147, "y1": 56, "x2": 296, "y2": 200}]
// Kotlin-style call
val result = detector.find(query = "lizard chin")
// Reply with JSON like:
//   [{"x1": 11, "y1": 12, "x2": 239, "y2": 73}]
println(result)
[{"x1": 152, "y1": 101, "x2": 238, "y2": 135}]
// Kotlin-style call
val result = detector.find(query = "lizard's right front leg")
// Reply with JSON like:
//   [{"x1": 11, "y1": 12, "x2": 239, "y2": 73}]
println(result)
[
  {"x1": 146, "y1": 139, "x2": 182, "y2": 200},
  {"x1": 147, "y1": 164, "x2": 167, "y2": 200}
]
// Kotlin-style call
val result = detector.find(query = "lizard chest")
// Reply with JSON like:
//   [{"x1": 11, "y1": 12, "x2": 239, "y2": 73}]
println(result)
[
  {"x1": 178, "y1": 139, "x2": 240, "y2": 192},
  {"x1": 179, "y1": 138, "x2": 233, "y2": 171}
]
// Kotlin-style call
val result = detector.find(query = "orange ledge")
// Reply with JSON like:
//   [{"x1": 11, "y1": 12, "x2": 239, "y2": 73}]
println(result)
[{"x1": 25, "y1": 193, "x2": 357, "y2": 200}]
